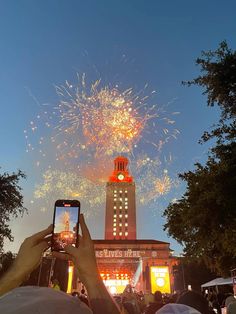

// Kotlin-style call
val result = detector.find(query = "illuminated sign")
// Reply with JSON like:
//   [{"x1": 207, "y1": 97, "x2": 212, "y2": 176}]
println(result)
[
  {"x1": 150, "y1": 266, "x2": 171, "y2": 294},
  {"x1": 95, "y1": 249, "x2": 158, "y2": 258}
]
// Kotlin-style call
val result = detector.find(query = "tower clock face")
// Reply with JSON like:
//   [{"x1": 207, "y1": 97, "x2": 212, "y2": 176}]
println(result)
[{"x1": 117, "y1": 173, "x2": 125, "y2": 181}]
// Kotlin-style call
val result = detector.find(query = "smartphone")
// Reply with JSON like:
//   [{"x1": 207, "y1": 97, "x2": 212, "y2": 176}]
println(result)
[{"x1": 52, "y1": 200, "x2": 80, "y2": 252}]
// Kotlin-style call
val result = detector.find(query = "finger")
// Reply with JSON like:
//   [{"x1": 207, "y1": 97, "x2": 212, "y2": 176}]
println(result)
[
  {"x1": 79, "y1": 214, "x2": 91, "y2": 240},
  {"x1": 52, "y1": 252, "x2": 72, "y2": 261},
  {"x1": 29, "y1": 225, "x2": 53, "y2": 245},
  {"x1": 64, "y1": 245, "x2": 78, "y2": 257},
  {"x1": 36, "y1": 240, "x2": 49, "y2": 253}
]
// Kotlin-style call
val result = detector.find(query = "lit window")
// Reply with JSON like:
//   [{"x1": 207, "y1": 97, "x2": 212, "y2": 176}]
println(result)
[
  {"x1": 125, "y1": 198, "x2": 128, "y2": 201},
  {"x1": 119, "y1": 214, "x2": 122, "y2": 218},
  {"x1": 125, "y1": 214, "x2": 128, "y2": 218},
  {"x1": 113, "y1": 223, "x2": 116, "y2": 226},
  {"x1": 119, "y1": 232, "x2": 122, "y2": 236},
  {"x1": 125, "y1": 232, "x2": 128, "y2": 236},
  {"x1": 125, "y1": 202, "x2": 128, "y2": 205},
  {"x1": 113, "y1": 206, "x2": 116, "y2": 209},
  {"x1": 114, "y1": 214, "x2": 117, "y2": 218},
  {"x1": 114, "y1": 190, "x2": 117, "y2": 193},
  {"x1": 114, "y1": 198, "x2": 117, "y2": 201},
  {"x1": 113, "y1": 227, "x2": 116, "y2": 231},
  {"x1": 119, "y1": 190, "x2": 122, "y2": 193},
  {"x1": 125, "y1": 223, "x2": 128, "y2": 226},
  {"x1": 125, "y1": 206, "x2": 128, "y2": 209},
  {"x1": 119, "y1": 206, "x2": 122, "y2": 209},
  {"x1": 113, "y1": 232, "x2": 116, "y2": 236},
  {"x1": 113, "y1": 218, "x2": 116, "y2": 222},
  {"x1": 125, "y1": 190, "x2": 127, "y2": 193},
  {"x1": 119, "y1": 198, "x2": 122, "y2": 201},
  {"x1": 119, "y1": 223, "x2": 122, "y2": 227}
]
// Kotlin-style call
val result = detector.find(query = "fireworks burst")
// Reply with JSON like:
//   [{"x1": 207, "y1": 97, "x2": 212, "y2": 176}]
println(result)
[
  {"x1": 24, "y1": 73, "x2": 180, "y2": 211},
  {"x1": 133, "y1": 155, "x2": 178, "y2": 205},
  {"x1": 55, "y1": 76, "x2": 159, "y2": 157},
  {"x1": 24, "y1": 74, "x2": 179, "y2": 167},
  {"x1": 33, "y1": 170, "x2": 106, "y2": 217}
]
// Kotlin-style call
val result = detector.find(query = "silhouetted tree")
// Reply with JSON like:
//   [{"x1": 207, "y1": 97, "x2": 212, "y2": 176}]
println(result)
[
  {"x1": 164, "y1": 42, "x2": 236, "y2": 276},
  {"x1": 0, "y1": 251, "x2": 15, "y2": 278},
  {"x1": 0, "y1": 169, "x2": 27, "y2": 252}
]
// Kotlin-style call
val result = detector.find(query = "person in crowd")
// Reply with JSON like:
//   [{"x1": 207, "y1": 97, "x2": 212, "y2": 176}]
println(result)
[
  {"x1": 156, "y1": 303, "x2": 202, "y2": 313},
  {"x1": 227, "y1": 300, "x2": 236, "y2": 314},
  {"x1": 71, "y1": 291, "x2": 80, "y2": 297},
  {"x1": 144, "y1": 292, "x2": 155, "y2": 307},
  {"x1": 225, "y1": 291, "x2": 236, "y2": 308},
  {"x1": 0, "y1": 214, "x2": 121, "y2": 314},
  {"x1": 122, "y1": 284, "x2": 142, "y2": 314},
  {"x1": 156, "y1": 290, "x2": 212, "y2": 314},
  {"x1": 177, "y1": 290, "x2": 212, "y2": 314},
  {"x1": 51, "y1": 278, "x2": 61, "y2": 291},
  {"x1": 79, "y1": 288, "x2": 89, "y2": 306},
  {"x1": 144, "y1": 290, "x2": 164, "y2": 314}
]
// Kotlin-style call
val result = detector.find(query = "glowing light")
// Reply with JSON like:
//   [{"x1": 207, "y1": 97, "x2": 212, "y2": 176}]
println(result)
[
  {"x1": 66, "y1": 264, "x2": 74, "y2": 294},
  {"x1": 110, "y1": 286, "x2": 117, "y2": 294}
]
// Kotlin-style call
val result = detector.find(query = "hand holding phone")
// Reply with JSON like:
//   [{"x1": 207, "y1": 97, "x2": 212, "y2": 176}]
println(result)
[{"x1": 52, "y1": 200, "x2": 80, "y2": 252}]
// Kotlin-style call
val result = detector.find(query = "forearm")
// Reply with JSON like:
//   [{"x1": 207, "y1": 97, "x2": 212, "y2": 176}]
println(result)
[
  {"x1": 0, "y1": 266, "x2": 26, "y2": 296},
  {"x1": 84, "y1": 277, "x2": 121, "y2": 314}
]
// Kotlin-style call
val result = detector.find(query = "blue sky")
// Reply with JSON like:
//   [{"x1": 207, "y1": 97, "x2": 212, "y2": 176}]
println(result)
[{"x1": 1, "y1": 0, "x2": 236, "y2": 253}]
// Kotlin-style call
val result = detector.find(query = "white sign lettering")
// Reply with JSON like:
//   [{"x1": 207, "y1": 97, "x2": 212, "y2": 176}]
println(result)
[{"x1": 95, "y1": 249, "x2": 145, "y2": 258}]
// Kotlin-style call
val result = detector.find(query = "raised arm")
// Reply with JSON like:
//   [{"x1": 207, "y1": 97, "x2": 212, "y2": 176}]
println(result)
[
  {"x1": 53, "y1": 213, "x2": 121, "y2": 314},
  {"x1": 0, "y1": 225, "x2": 52, "y2": 296}
]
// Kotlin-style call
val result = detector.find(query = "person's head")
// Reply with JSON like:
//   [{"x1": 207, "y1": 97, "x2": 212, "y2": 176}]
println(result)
[
  {"x1": 124, "y1": 284, "x2": 133, "y2": 293},
  {"x1": 0, "y1": 286, "x2": 92, "y2": 314},
  {"x1": 177, "y1": 290, "x2": 210, "y2": 314},
  {"x1": 52, "y1": 278, "x2": 59, "y2": 285},
  {"x1": 154, "y1": 290, "x2": 163, "y2": 302}
]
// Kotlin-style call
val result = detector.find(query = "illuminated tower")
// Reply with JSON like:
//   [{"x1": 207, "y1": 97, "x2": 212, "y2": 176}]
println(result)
[{"x1": 105, "y1": 156, "x2": 136, "y2": 240}]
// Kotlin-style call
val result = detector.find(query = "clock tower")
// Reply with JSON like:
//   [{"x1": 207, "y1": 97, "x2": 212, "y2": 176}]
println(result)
[{"x1": 105, "y1": 156, "x2": 137, "y2": 240}]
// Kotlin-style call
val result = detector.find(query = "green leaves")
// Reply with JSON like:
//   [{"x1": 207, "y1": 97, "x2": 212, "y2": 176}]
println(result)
[{"x1": 0, "y1": 170, "x2": 27, "y2": 252}]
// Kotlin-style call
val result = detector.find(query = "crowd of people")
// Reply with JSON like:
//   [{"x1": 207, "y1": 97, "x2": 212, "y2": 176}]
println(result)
[{"x1": 0, "y1": 214, "x2": 235, "y2": 314}]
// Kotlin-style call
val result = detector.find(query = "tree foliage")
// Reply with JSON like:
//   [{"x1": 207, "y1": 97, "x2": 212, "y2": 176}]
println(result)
[
  {"x1": 184, "y1": 41, "x2": 236, "y2": 144},
  {"x1": 183, "y1": 41, "x2": 236, "y2": 120},
  {"x1": 164, "y1": 42, "x2": 236, "y2": 276},
  {"x1": 0, "y1": 170, "x2": 27, "y2": 252},
  {"x1": 0, "y1": 251, "x2": 15, "y2": 278},
  {"x1": 173, "y1": 259, "x2": 217, "y2": 291}
]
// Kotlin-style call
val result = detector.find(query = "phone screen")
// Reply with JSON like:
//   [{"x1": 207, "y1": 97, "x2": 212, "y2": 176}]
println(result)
[{"x1": 52, "y1": 200, "x2": 80, "y2": 251}]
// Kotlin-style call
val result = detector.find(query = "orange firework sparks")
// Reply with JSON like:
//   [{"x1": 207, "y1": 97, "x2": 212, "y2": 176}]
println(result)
[
  {"x1": 24, "y1": 72, "x2": 180, "y2": 209},
  {"x1": 55, "y1": 76, "x2": 158, "y2": 157},
  {"x1": 154, "y1": 174, "x2": 172, "y2": 195}
]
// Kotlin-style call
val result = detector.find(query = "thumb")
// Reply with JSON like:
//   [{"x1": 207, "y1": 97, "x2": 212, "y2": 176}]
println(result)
[{"x1": 65, "y1": 245, "x2": 78, "y2": 257}]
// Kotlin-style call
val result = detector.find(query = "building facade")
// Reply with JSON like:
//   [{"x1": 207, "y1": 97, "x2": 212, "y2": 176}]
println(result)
[{"x1": 94, "y1": 156, "x2": 177, "y2": 294}]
